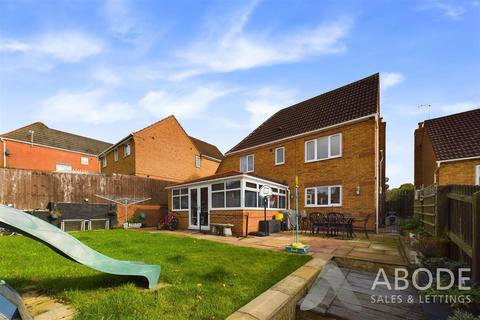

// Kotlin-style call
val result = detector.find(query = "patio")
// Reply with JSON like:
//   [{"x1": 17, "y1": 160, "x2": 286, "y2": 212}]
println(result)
[{"x1": 151, "y1": 230, "x2": 407, "y2": 268}]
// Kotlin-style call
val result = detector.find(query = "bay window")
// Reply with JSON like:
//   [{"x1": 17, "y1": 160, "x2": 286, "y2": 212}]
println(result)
[
  {"x1": 305, "y1": 133, "x2": 342, "y2": 162},
  {"x1": 305, "y1": 185, "x2": 342, "y2": 207}
]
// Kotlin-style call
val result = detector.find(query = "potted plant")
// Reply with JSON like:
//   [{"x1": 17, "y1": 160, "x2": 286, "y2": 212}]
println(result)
[{"x1": 123, "y1": 216, "x2": 142, "y2": 229}]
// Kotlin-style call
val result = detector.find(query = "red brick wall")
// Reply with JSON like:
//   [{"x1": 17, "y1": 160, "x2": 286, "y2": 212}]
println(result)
[
  {"x1": 117, "y1": 204, "x2": 167, "y2": 227},
  {"x1": 0, "y1": 140, "x2": 100, "y2": 173},
  {"x1": 414, "y1": 124, "x2": 437, "y2": 188}
]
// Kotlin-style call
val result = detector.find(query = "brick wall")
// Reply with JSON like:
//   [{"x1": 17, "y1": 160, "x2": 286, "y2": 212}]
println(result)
[
  {"x1": 101, "y1": 141, "x2": 136, "y2": 175},
  {"x1": 0, "y1": 140, "x2": 100, "y2": 173},
  {"x1": 101, "y1": 116, "x2": 220, "y2": 182},
  {"x1": 438, "y1": 159, "x2": 480, "y2": 186},
  {"x1": 217, "y1": 118, "x2": 379, "y2": 229},
  {"x1": 414, "y1": 124, "x2": 437, "y2": 188},
  {"x1": 117, "y1": 204, "x2": 167, "y2": 227}
]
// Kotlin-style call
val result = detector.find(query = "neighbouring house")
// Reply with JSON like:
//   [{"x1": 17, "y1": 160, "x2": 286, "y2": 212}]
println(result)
[
  {"x1": 99, "y1": 115, "x2": 223, "y2": 182},
  {"x1": 0, "y1": 122, "x2": 111, "y2": 173},
  {"x1": 167, "y1": 74, "x2": 386, "y2": 234},
  {"x1": 414, "y1": 108, "x2": 480, "y2": 188}
]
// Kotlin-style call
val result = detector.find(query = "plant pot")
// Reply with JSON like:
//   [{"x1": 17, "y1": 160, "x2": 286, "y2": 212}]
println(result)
[{"x1": 123, "y1": 223, "x2": 142, "y2": 229}]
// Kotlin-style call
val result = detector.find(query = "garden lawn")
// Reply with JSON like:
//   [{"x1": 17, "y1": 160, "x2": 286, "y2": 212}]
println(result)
[{"x1": 0, "y1": 230, "x2": 310, "y2": 320}]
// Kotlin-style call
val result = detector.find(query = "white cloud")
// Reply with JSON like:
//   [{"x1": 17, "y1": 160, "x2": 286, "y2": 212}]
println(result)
[
  {"x1": 438, "y1": 101, "x2": 479, "y2": 114},
  {"x1": 39, "y1": 89, "x2": 135, "y2": 124},
  {"x1": 157, "y1": 2, "x2": 351, "y2": 81},
  {"x1": 245, "y1": 87, "x2": 296, "y2": 128},
  {"x1": 104, "y1": 0, "x2": 140, "y2": 43},
  {"x1": 92, "y1": 66, "x2": 121, "y2": 84},
  {"x1": 417, "y1": 0, "x2": 466, "y2": 19},
  {"x1": 381, "y1": 72, "x2": 405, "y2": 91},
  {"x1": 0, "y1": 31, "x2": 103, "y2": 63},
  {"x1": 139, "y1": 84, "x2": 235, "y2": 119}
]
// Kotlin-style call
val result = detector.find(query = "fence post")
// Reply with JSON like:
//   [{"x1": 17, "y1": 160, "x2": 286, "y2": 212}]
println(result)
[{"x1": 473, "y1": 191, "x2": 480, "y2": 284}]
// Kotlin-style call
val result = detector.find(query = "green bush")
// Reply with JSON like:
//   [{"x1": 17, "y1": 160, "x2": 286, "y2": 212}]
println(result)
[
  {"x1": 448, "y1": 309, "x2": 480, "y2": 320},
  {"x1": 398, "y1": 217, "x2": 423, "y2": 233},
  {"x1": 127, "y1": 216, "x2": 140, "y2": 224}
]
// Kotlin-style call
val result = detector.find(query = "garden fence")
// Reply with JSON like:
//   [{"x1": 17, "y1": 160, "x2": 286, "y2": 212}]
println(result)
[{"x1": 414, "y1": 184, "x2": 480, "y2": 283}]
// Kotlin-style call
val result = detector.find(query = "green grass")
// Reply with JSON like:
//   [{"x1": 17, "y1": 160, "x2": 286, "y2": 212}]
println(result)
[{"x1": 0, "y1": 230, "x2": 310, "y2": 319}]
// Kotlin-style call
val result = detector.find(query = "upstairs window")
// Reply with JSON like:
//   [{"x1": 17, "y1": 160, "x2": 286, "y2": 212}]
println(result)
[
  {"x1": 195, "y1": 155, "x2": 201, "y2": 168},
  {"x1": 81, "y1": 156, "x2": 89, "y2": 165},
  {"x1": 114, "y1": 148, "x2": 118, "y2": 161},
  {"x1": 172, "y1": 188, "x2": 189, "y2": 210},
  {"x1": 275, "y1": 147, "x2": 285, "y2": 165},
  {"x1": 305, "y1": 185, "x2": 342, "y2": 207},
  {"x1": 124, "y1": 143, "x2": 131, "y2": 157},
  {"x1": 305, "y1": 133, "x2": 342, "y2": 162},
  {"x1": 101, "y1": 157, "x2": 107, "y2": 168},
  {"x1": 240, "y1": 155, "x2": 254, "y2": 173}
]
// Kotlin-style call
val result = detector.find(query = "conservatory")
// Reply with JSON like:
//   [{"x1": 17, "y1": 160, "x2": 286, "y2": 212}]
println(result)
[{"x1": 166, "y1": 171, "x2": 290, "y2": 236}]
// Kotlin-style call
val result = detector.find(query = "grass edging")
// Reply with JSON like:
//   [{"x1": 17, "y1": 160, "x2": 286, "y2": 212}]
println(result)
[{"x1": 226, "y1": 257, "x2": 330, "y2": 320}]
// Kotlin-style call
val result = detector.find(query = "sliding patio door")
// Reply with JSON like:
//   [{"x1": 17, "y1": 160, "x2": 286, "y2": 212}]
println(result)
[{"x1": 189, "y1": 186, "x2": 209, "y2": 229}]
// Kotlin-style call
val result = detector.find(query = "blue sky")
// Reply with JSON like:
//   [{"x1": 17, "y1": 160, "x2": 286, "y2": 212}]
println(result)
[{"x1": 0, "y1": 0, "x2": 479, "y2": 188}]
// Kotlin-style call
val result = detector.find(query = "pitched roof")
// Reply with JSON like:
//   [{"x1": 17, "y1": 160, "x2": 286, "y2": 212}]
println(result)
[
  {"x1": 227, "y1": 73, "x2": 379, "y2": 154},
  {"x1": 1, "y1": 122, "x2": 112, "y2": 155},
  {"x1": 189, "y1": 136, "x2": 223, "y2": 160},
  {"x1": 167, "y1": 170, "x2": 288, "y2": 188},
  {"x1": 424, "y1": 108, "x2": 480, "y2": 161}
]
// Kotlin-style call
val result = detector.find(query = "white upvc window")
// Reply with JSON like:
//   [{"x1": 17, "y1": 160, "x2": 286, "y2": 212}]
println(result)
[
  {"x1": 172, "y1": 188, "x2": 189, "y2": 210},
  {"x1": 305, "y1": 185, "x2": 342, "y2": 207},
  {"x1": 243, "y1": 181, "x2": 287, "y2": 209},
  {"x1": 240, "y1": 155, "x2": 254, "y2": 173},
  {"x1": 305, "y1": 133, "x2": 342, "y2": 162},
  {"x1": 114, "y1": 148, "x2": 118, "y2": 161},
  {"x1": 56, "y1": 163, "x2": 72, "y2": 172},
  {"x1": 81, "y1": 156, "x2": 89, "y2": 165},
  {"x1": 195, "y1": 155, "x2": 201, "y2": 168},
  {"x1": 101, "y1": 157, "x2": 107, "y2": 168},
  {"x1": 275, "y1": 147, "x2": 285, "y2": 165},
  {"x1": 476, "y1": 165, "x2": 480, "y2": 186},
  {"x1": 211, "y1": 180, "x2": 241, "y2": 208},
  {"x1": 124, "y1": 143, "x2": 131, "y2": 157}
]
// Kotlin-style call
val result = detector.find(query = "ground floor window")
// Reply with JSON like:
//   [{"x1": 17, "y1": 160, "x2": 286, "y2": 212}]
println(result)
[
  {"x1": 56, "y1": 163, "x2": 72, "y2": 172},
  {"x1": 305, "y1": 185, "x2": 342, "y2": 207},
  {"x1": 173, "y1": 188, "x2": 189, "y2": 210},
  {"x1": 244, "y1": 182, "x2": 287, "y2": 209},
  {"x1": 212, "y1": 180, "x2": 241, "y2": 208}
]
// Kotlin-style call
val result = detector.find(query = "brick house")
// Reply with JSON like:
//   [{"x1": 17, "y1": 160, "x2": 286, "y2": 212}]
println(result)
[
  {"x1": 414, "y1": 108, "x2": 480, "y2": 188},
  {"x1": 99, "y1": 115, "x2": 223, "y2": 182},
  {"x1": 0, "y1": 122, "x2": 111, "y2": 173},
  {"x1": 167, "y1": 74, "x2": 386, "y2": 234}
]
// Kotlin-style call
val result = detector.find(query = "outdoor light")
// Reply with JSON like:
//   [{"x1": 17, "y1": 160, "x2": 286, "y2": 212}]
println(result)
[{"x1": 356, "y1": 185, "x2": 361, "y2": 195}]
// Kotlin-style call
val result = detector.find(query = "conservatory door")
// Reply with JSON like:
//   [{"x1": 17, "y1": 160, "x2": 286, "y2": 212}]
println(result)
[{"x1": 189, "y1": 186, "x2": 209, "y2": 230}]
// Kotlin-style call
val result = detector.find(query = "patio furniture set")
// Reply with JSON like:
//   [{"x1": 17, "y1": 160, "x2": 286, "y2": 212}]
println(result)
[{"x1": 301, "y1": 212, "x2": 370, "y2": 239}]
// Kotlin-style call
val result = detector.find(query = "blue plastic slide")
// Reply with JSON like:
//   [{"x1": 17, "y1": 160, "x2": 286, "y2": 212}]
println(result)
[{"x1": 0, "y1": 205, "x2": 160, "y2": 289}]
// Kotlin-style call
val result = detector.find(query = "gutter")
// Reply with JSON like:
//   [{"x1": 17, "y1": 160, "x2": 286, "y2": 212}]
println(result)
[
  {"x1": 98, "y1": 134, "x2": 133, "y2": 156},
  {"x1": 165, "y1": 173, "x2": 289, "y2": 190},
  {"x1": 201, "y1": 154, "x2": 223, "y2": 163},
  {"x1": 436, "y1": 155, "x2": 480, "y2": 165},
  {"x1": 375, "y1": 114, "x2": 380, "y2": 234},
  {"x1": 1, "y1": 138, "x2": 6, "y2": 168},
  {"x1": 225, "y1": 114, "x2": 377, "y2": 156}
]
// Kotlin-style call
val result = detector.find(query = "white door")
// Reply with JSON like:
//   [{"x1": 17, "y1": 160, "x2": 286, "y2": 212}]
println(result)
[{"x1": 189, "y1": 186, "x2": 209, "y2": 229}]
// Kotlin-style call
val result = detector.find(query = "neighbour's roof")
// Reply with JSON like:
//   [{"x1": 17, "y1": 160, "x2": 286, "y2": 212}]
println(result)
[
  {"x1": 1, "y1": 122, "x2": 112, "y2": 155},
  {"x1": 167, "y1": 170, "x2": 288, "y2": 188},
  {"x1": 424, "y1": 108, "x2": 480, "y2": 161},
  {"x1": 189, "y1": 136, "x2": 223, "y2": 160},
  {"x1": 227, "y1": 73, "x2": 379, "y2": 154}
]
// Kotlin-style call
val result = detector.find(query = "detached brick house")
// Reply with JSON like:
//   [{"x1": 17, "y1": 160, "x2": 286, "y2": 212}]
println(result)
[
  {"x1": 167, "y1": 74, "x2": 386, "y2": 234},
  {"x1": 414, "y1": 108, "x2": 480, "y2": 188},
  {"x1": 0, "y1": 122, "x2": 111, "y2": 173},
  {"x1": 99, "y1": 115, "x2": 223, "y2": 182}
]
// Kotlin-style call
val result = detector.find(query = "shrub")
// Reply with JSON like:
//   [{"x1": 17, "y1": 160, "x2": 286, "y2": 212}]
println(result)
[
  {"x1": 448, "y1": 309, "x2": 480, "y2": 320},
  {"x1": 127, "y1": 216, "x2": 140, "y2": 224},
  {"x1": 399, "y1": 217, "x2": 423, "y2": 233}
]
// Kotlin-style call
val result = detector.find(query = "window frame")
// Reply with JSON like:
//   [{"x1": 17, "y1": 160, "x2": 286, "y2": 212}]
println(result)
[
  {"x1": 211, "y1": 179, "x2": 242, "y2": 209},
  {"x1": 275, "y1": 147, "x2": 285, "y2": 165},
  {"x1": 114, "y1": 148, "x2": 118, "y2": 161},
  {"x1": 101, "y1": 157, "x2": 107, "y2": 168},
  {"x1": 172, "y1": 188, "x2": 189, "y2": 211},
  {"x1": 240, "y1": 154, "x2": 254, "y2": 173},
  {"x1": 56, "y1": 163, "x2": 73, "y2": 172},
  {"x1": 195, "y1": 155, "x2": 201, "y2": 168},
  {"x1": 243, "y1": 180, "x2": 288, "y2": 210},
  {"x1": 304, "y1": 185, "x2": 342, "y2": 207},
  {"x1": 476, "y1": 165, "x2": 480, "y2": 186},
  {"x1": 80, "y1": 156, "x2": 89, "y2": 165},
  {"x1": 304, "y1": 133, "x2": 342, "y2": 163},
  {"x1": 123, "y1": 142, "x2": 131, "y2": 157}
]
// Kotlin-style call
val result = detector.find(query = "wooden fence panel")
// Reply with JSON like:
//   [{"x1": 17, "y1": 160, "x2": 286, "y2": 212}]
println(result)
[
  {"x1": 414, "y1": 184, "x2": 437, "y2": 236},
  {"x1": 473, "y1": 191, "x2": 480, "y2": 283},
  {"x1": 0, "y1": 168, "x2": 170, "y2": 210}
]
